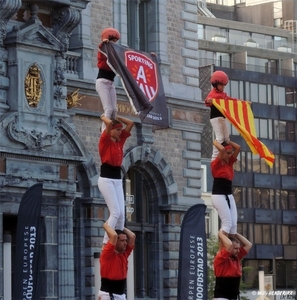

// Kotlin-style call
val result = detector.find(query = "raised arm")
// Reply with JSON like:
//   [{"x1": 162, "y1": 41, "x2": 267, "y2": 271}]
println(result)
[
  {"x1": 218, "y1": 229, "x2": 233, "y2": 252},
  {"x1": 213, "y1": 140, "x2": 241, "y2": 160},
  {"x1": 123, "y1": 227, "x2": 136, "y2": 248},
  {"x1": 103, "y1": 221, "x2": 118, "y2": 245},
  {"x1": 235, "y1": 232, "x2": 252, "y2": 253},
  {"x1": 100, "y1": 115, "x2": 113, "y2": 135},
  {"x1": 228, "y1": 140, "x2": 241, "y2": 159},
  {"x1": 116, "y1": 116, "x2": 134, "y2": 134},
  {"x1": 213, "y1": 140, "x2": 227, "y2": 161}
]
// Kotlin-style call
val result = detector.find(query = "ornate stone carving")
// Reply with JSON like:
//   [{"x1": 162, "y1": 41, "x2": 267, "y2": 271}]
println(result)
[
  {"x1": 0, "y1": 0, "x2": 22, "y2": 47},
  {"x1": 66, "y1": 89, "x2": 85, "y2": 108},
  {"x1": 7, "y1": 115, "x2": 61, "y2": 151},
  {"x1": 52, "y1": 7, "x2": 81, "y2": 52},
  {"x1": 25, "y1": 63, "x2": 43, "y2": 107}
]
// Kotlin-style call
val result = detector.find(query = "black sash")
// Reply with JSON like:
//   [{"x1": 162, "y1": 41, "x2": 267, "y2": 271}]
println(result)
[
  {"x1": 101, "y1": 277, "x2": 126, "y2": 297},
  {"x1": 214, "y1": 276, "x2": 241, "y2": 299},
  {"x1": 100, "y1": 163, "x2": 121, "y2": 179}
]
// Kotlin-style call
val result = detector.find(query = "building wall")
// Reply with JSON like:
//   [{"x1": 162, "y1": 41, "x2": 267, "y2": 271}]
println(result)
[
  {"x1": 0, "y1": 1, "x2": 207, "y2": 300},
  {"x1": 198, "y1": 6, "x2": 297, "y2": 289}
]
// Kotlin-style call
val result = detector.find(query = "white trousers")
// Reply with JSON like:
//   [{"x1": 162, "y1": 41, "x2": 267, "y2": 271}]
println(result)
[
  {"x1": 211, "y1": 194, "x2": 237, "y2": 234},
  {"x1": 96, "y1": 78, "x2": 117, "y2": 131},
  {"x1": 98, "y1": 177, "x2": 125, "y2": 244},
  {"x1": 98, "y1": 290, "x2": 126, "y2": 300},
  {"x1": 210, "y1": 117, "x2": 230, "y2": 161}
]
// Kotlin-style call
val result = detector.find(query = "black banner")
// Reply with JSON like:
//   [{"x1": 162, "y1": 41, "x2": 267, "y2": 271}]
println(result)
[
  {"x1": 100, "y1": 42, "x2": 169, "y2": 130},
  {"x1": 14, "y1": 183, "x2": 43, "y2": 300},
  {"x1": 177, "y1": 204, "x2": 208, "y2": 300}
]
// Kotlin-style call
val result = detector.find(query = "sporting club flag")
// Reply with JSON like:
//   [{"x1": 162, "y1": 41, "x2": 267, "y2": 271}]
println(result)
[
  {"x1": 177, "y1": 204, "x2": 208, "y2": 300},
  {"x1": 100, "y1": 42, "x2": 169, "y2": 130},
  {"x1": 14, "y1": 183, "x2": 43, "y2": 300},
  {"x1": 212, "y1": 99, "x2": 275, "y2": 167}
]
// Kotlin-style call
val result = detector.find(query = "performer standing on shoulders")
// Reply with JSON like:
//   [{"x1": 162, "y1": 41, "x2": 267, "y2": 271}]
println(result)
[
  {"x1": 213, "y1": 230, "x2": 252, "y2": 300},
  {"x1": 205, "y1": 71, "x2": 241, "y2": 161},
  {"x1": 211, "y1": 140, "x2": 241, "y2": 238},
  {"x1": 98, "y1": 115, "x2": 134, "y2": 246},
  {"x1": 98, "y1": 222, "x2": 136, "y2": 300},
  {"x1": 96, "y1": 27, "x2": 120, "y2": 131}
]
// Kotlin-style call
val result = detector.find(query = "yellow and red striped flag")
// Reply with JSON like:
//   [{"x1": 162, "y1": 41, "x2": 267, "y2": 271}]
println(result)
[{"x1": 212, "y1": 99, "x2": 275, "y2": 167}]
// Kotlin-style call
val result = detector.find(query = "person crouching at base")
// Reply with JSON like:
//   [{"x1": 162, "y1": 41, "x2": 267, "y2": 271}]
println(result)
[
  {"x1": 98, "y1": 222, "x2": 136, "y2": 300},
  {"x1": 213, "y1": 230, "x2": 252, "y2": 300}
]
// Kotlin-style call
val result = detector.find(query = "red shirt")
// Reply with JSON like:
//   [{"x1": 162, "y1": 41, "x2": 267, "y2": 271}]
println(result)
[
  {"x1": 205, "y1": 88, "x2": 238, "y2": 119},
  {"x1": 211, "y1": 156, "x2": 236, "y2": 181},
  {"x1": 97, "y1": 44, "x2": 112, "y2": 71},
  {"x1": 98, "y1": 130, "x2": 130, "y2": 166},
  {"x1": 205, "y1": 88, "x2": 237, "y2": 107},
  {"x1": 100, "y1": 241, "x2": 133, "y2": 280},
  {"x1": 214, "y1": 247, "x2": 247, "y2": 277}
]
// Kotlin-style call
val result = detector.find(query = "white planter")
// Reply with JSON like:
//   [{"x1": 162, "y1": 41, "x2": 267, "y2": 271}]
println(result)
[
  {"x1": 244, "y1": 41, "x2": 259, "y2": 47},
  {"x1": 277, "y1": 46, "x2": 292, "y2": 52},
  {"x1": 211, "y1": 36, "x2": 227, "y2": 43}
]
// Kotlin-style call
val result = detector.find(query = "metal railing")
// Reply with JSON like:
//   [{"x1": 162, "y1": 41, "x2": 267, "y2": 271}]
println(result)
[{"x1": 199, "y1": 58, "x2": 297, "y2": 77}]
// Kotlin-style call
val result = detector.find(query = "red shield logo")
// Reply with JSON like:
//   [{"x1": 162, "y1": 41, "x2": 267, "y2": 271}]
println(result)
[{"x1": 125, "y1": 51, "x2": 158, "y2": 102}]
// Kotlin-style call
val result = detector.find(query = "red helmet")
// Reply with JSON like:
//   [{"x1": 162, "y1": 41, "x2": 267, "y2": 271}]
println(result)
[
  {"x1": 101, "y1": 27, "x2": 120, "y2": 41},
  {"x1": 210, "y1": 71, "x2": 228, "y2": 85}
]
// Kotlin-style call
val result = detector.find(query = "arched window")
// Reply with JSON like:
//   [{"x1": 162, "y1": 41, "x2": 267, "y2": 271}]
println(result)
[{"x1": 123, "y1": 146, "x2": 178, "y2": 299}]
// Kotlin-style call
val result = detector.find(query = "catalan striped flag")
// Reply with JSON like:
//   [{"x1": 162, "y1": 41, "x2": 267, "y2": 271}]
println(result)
[{"x1": 212, "y1": 99, "x2": 275, "y2": 167}]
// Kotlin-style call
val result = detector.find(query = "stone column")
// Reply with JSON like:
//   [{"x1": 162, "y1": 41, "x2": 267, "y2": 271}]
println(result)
[
  {"x1": 0, "y1": 212, "x2": 3, "y2": 299},
  {"x1": 0, "y1": 0, "x2": 21, "y2": 113},
  {"x1": 58, "y1": 198, "x2": 75, "y2": 299}
]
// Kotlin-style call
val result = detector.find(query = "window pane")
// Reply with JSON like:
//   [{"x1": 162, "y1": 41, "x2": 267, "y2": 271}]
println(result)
[
  {"x1": 288, "y1": 191, "x2": 297, "y2": 210},
  {"x1": 290, "y1": 226, "x2": 297, "y2": 245},
  {"x1": 267, "y1": 84, "x2": 272, "y2": 104},
  {"x1": 268, "y1": 119, "x2": 273, "y2": 139},
  {"x1": 274, "y1": 36, "x2": 288, "y2": 50},
  {"x1": 245, "y1": 82, "x2": 250, "y2": 102},
  {"x1": 216, "y1": 52, "x2": 230, "y2": 67},
  {"x1": 263, "y1": 224, "x2": 271, "y2": 244},
  {"x1": 253, "y1": 188, "x2": 261, "y2": 208},
  {"x1": 261, "y1": 189, "x2": 270, "y2": 209},
  {"x1": 285, "y1": 87, "x2": 296, "y2": 107},
  {"x1": 259, "y1": 119, "x2": 268, "y2": 138},
  {"x1": 269, "y1": 189, "x2": 275, "y2": 210},
  {"x1": 247, "y1": 188, "x2": 253, "y2": 208},
  {"x1": 280, "y1": 190, "x2": 288, "y2": 210},
  {"x1": 230, "y1": 80, "x2": 239, "y2": 98},
  {"x1": 276, "y1": 259, "x2": 286, "y2": 288},
  {"x1": 139, "y1": 2, "x2": 148, "y2": 51},
  {"x1": 287, "y1": 122, "x2": 296, "y2": 141},
  {"x1": 198, "y1": 24, "x2": 204, "y2": 39},
  {"x1": 233, "y1": 187, "x2": 243, "y2": 208},
  {"x1": 286, "y1": 261, "x2": 297, "y2": 288},
  {"x1": 205, "y1": 25, "x2": 221, "y2": 41},
  {"x1": 287, "y1": 156, "x2": 296, "y2": 175},
  {"x1": 250, "y1": 83, "x2": 258, "y2": 102},
  {"x1": 282, "y1": 226, "x2": 289, "y2": 244},
  {"x1": 279, "y1": 155, "x2": 288, "y2": 175},
  {"x1": 252, "y1": 154, "x2": 261, "y2": 173},
  {"x1": 255, "y1": 224, "x2": 262, "y2": 243},
  {"x1": 259, "y1": 84, "x2": 267, "y2": 103},
  {"x1": 229, "y1": 29, "x2": 243, "y2": 45}
]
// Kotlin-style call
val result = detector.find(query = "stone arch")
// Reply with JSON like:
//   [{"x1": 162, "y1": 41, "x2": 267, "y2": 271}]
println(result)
[
  {"x1": 122, "y1": 145, "x2": 178, "y2": 205},
  {"x1": 58, "y1": 119, "x2": 99, "y2": 198}
]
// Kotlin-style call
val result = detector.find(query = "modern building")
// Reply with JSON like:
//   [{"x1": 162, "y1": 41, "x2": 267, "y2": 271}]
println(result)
[
  {"x1": 0, "y1": 1, "x2": 206, "y2": 299},
  {"x1": 1, "y1": 0, "x2": 296, "y2": 299},
  {"x1": 199, "y1": 0, "x2": 297, "y2": 295}
]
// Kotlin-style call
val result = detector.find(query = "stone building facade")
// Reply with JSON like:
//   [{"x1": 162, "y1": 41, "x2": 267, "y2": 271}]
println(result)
[{"x1": 0, "y1": 0, "x2": 206, "y2": 299}]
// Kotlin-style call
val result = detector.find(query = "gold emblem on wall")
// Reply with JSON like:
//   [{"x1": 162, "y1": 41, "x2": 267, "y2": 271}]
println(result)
[
  {"x1": 66, "y1": 89, "x2": 85, "y2": 108},
  {"x1": 25, "y1": 63, "x2": 43, "y2": 107}
]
